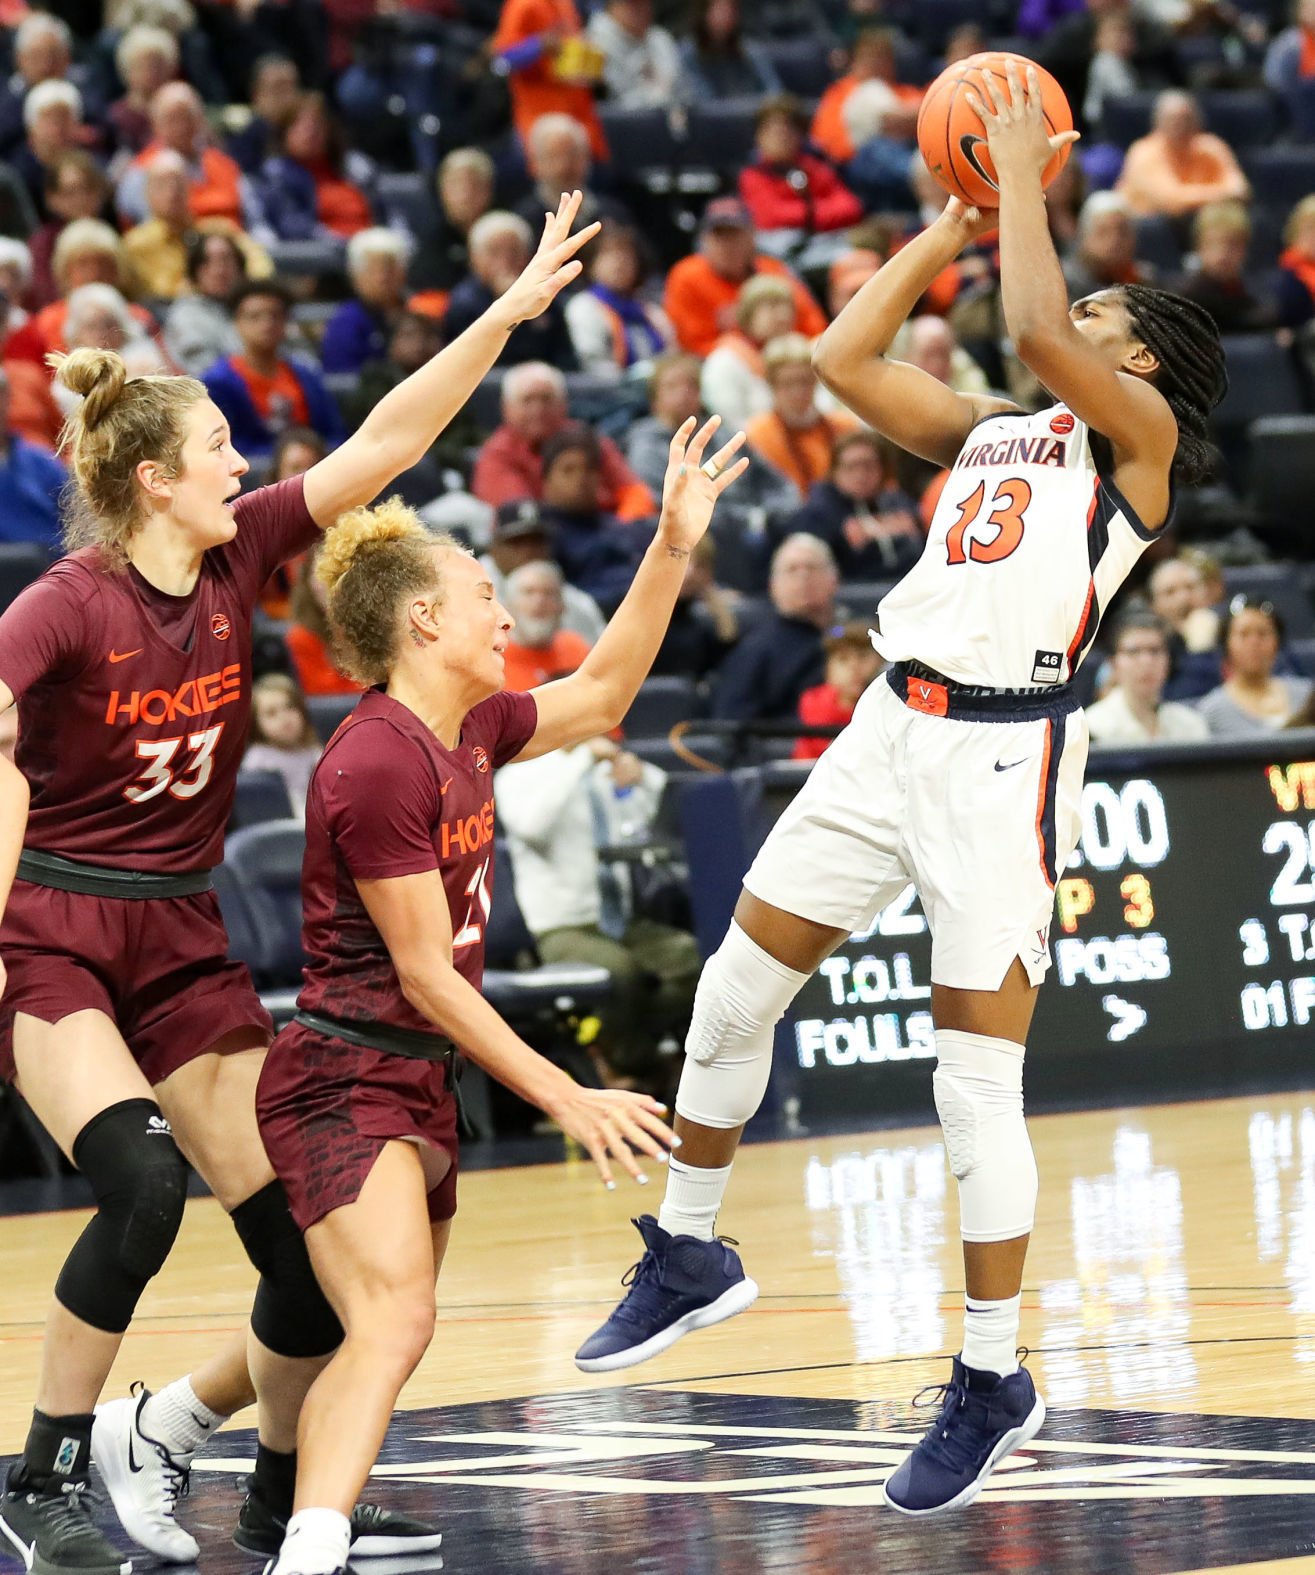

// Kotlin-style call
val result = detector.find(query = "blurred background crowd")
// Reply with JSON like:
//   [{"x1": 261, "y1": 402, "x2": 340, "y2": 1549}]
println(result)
[{"x1": 0, "y1": 0, "x2": 1313, "y2": 1116}]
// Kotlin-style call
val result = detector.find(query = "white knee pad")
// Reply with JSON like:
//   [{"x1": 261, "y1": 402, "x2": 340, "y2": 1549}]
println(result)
[
  {"x1": 933, "y1": 1029, "x2": 1037, "y2": 1243},
  {"x1": 675, "y1": 921, "x2": 809, "y2": 1130}
]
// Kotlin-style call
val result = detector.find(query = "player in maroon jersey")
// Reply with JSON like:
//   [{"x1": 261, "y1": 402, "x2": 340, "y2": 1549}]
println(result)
[
  {"x1": 252, "y1": 417, "x2": 747, "y2": 1575},
  {"x1": 0, "y1": 194, "x2": 601, "y2": 1575}
]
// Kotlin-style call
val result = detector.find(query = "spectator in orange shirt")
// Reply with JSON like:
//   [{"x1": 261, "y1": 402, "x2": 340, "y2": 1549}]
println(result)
[
  {"x1": 501, "y1": 558, "x2": 594, "y2": 691},
  {"x1": 117, "y1": 82, "x2": 264, "y2": 233},
  {"x1": 287, "y1": 544, "x2": 366, "y2": 697},
  {"x1": 744, "y1": 334, "x2": 856, "y2": 501},
  {"x1": 663, "y1": 195, "x2": 827, "y2": 357},
  {"x1": 811, "y1": 28, "x2": 923, "y2": 166},
  {"x1": 1115, "y1": 90, "x2": 1250, "y2": 222},
  {"x1": 493, "y1": 0, "x2": 607, "y2": 162},
  {"x1": 792, "y1": 620, "x2": 883, "y2": 762},
  {"x1": 473, "y1": 360, "x2": 655, "y2": 521}
]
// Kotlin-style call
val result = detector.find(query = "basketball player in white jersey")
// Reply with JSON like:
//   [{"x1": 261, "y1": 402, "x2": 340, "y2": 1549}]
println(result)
[{"x1": 574, "y1": 62, "x2": 1228, "y2": 1514}]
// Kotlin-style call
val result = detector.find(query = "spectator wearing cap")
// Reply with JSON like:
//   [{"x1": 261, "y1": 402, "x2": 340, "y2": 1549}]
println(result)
[
  {"x1": 793, "y1": 621, "x2": 884, "y2": 761},
  {"x1": 202, "y1": 279, "x2": 344, "y2": 459},
  {"x1": 500, "y1": 558, "x2": 595, "y2": 691},
  {"x1": 785, "y1": 430, "x2": 923, "y2": 579},
  {"x1": 712, "y1": 533, "x2": 845, "y2": 723},
  {"x1": 122, "y1": 150, "x2": 274, "y2": 302},
  {"x1": 28, "y1": 152, "x2": 109, "y2": 309},
  {"x1": 411, "y1": 148, "x2": 495, "y2": 297},
  {"x1": 564, "y1": 224, "x2": 673, "y2": 380},
  {"x1": 536, "y1": 425, "x2": 650, "y2": 613},
  {"x1": 473, "y1": 360, "x2": 655, "y2": 520},
  {"x1": 700, "y1": 274, "x2": 798, "y2": 433},
  {"x1": 1172, "y1": 201, "x2": 1276, "y2": 333},
  {"x1": 1086, "y1": 612, "x2": 1208, "y2": 744},
  {"x1": 12, "y1": 81, "x2": 89, "y2": 221},
  {"x1": 1063, "y1": 192, "x2": 1150, "y2": 299},
  {"x1": 739, "y1": 96, "x2": 864, "y2": 266},
  {"x1": 481, "y1": 498, "x2": 606, "y2": 643},
  {"x1": 586, "y1": 0, "x2": 686, "y2": 108},
  {"x1": 445, "y1": 210, "x2": 578, "y2": 371},
  {"x1": 493, "y1": 0, "x2": 607, "y2": 163},
  {"x1": 811, "y1": 29, "x2": 923, "y2": 167},
  {"x1": 0, "y1": 364, "x2": 66, "y2": 548},
  {"x1": 1276, "y1": 194, "x2": 1315, "y2": 328},
  {"x1": 513, "y1": 113, "x2": 633, "y2": 240},
  {"x1": 1115, "y1": 90, "x2": 1249, "y2": 223},
  {"x1": 162, "y1": 231, "x2": 246, "y2": 375},
  {"x1": 744, "y1": 334, "x2": 857, "y2": 502},
  {"x1": 109, "y1": 26, "x2": 180, "y2": 157},
  {"x1": 258, "y1": 91, "x2": 375, "y2": 242},
  {"x1": 664, "y1": 196, "x2": 827, "y2": 358},
  {"x1": 680, "y1": 0, "x2": 783, "y2": 100},
  {"x1": 321, "y1": 228, "x2": 411, "y2": 374},
  {"x1": 227, "y1": 56, "x2": 302, "y2": 175},
  {"x1": 118, "y1": 83, "x2": 264, "y2": 234}
]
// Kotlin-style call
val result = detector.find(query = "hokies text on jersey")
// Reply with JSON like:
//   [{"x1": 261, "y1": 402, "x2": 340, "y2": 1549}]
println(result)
[
  {"x1": 105, "y1": 662, "x2": 242, "y2": 726},
  {"x1": 441, "y1": 797, "x2": 495, "y2": 860}
]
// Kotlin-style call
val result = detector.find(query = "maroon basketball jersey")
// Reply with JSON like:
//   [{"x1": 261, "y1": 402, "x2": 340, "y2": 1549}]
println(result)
[
  {"x1": 297, "y1": 687, "x2": 538, "y2": 1034},
  {"x1": 0, "y1": 477, "x2": 319, "y2": 871}
]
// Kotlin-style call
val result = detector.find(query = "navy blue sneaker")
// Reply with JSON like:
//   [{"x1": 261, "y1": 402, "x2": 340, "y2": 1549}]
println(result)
[
  {"x1": 883, "y1": 1356, "x2": 1045, "y2": 1516},
  {"x1": 574, "y1": 1215, "x2": 759, "y2": 1373}
]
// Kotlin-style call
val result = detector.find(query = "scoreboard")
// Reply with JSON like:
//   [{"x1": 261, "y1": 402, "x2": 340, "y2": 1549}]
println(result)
[{"x1": 770, "y1": 734, "x2": 1315, "y2": 1120}]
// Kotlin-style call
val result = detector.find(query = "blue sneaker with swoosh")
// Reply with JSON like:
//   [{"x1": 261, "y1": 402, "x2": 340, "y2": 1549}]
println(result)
[
  {"x1": 575, "y1": 1215, "x2": 759, "y2": 1373},
  {"x1": 883, "y1": 1355, "x2": 1046, "y2": 1515}
]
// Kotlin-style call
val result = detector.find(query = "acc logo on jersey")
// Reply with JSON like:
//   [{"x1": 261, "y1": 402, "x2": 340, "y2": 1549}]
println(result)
[
  {"x1": 472, "y1": 745, "x2": 490, "y2": 773},
  {"x1": 1050, "y1": 412, "x2": 1075, "y2": 435},
  {"x1": 211, "y1": 612, "x2": 231, "y2": 641}
]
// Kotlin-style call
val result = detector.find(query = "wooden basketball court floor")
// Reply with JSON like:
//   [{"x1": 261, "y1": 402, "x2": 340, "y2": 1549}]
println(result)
[{"x1": 2, "y1": 1088, "x2": 1314, "y2": 1574}]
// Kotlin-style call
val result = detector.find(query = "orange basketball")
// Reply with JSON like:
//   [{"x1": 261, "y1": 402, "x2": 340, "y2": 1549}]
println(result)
[{"x1": 916, "y1": 52, "x2": 1073, "y2": 209}]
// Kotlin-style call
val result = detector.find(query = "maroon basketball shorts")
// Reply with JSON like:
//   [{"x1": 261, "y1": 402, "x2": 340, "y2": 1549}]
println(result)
[
  {"x1": 256, "y1": 1020, "x2": 460, "y2": 1232},
  {"x1": 0, "y1": 881, "x2": 273, "y2": 1086}
]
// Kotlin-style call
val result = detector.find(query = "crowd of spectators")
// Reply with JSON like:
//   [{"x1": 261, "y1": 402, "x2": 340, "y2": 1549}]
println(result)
[{"x1": 0, "y1": 0, "x2": 1314, "y2": 1090}]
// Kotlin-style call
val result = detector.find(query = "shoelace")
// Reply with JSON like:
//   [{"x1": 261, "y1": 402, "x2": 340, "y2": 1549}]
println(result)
[
  {"x1": 611, "y1": 1233, "x2": 740, "y2": 1330},
  {"x1": 131, "y1": 1403, "x2": 192, "y2": 1515},
  {"x1": 352, "y1": 1504, "x2": 390, "y2": 1530},
  {"x1": 28, "y1": 1480, "x2": 112, "y2": 1549},
  {"x1": 909, "y1": 1379, "x2": 986, "y2": 1473}
]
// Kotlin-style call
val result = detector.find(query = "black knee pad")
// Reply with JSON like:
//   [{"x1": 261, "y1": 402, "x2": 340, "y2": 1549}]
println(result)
[
  {"x1": 54, "y1": 1099, "x2": 190, "y2": 1333},
  {"x1": 231, "y1": 1180, "x2": 343, "y2": 1359}
]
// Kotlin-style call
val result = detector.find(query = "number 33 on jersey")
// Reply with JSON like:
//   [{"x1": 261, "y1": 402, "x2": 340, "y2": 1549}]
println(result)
[{"x1": 872, "y1": 405, "x2": 1159, "y2": 691}]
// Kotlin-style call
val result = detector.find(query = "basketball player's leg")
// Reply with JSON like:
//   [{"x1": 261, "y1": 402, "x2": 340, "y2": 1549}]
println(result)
[
  {"x1": 265, "y1": 1141, "x2": 445, "y2": 1575},
  {"x1": 2, "y1": 1007, "x2": 185, "y2": 1575}
]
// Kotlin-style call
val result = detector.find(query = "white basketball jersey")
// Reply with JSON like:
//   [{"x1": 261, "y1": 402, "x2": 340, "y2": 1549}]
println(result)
[{"x1": 872, "y1": 403, "x2": 1158, "y2": 688}]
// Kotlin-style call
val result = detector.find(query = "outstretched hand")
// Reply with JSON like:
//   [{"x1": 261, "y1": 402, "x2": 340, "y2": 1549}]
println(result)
[
  {"x1": 498, "y1": 190, "x2": 602, "y2": 329},
  {"x1": 965, "y1": 60, "x2": 1079, "y2": 185},
  {"x1": 658, "y1": 415, "x2": 750, "y2": 555},
  {"x1": 546, "y1": 1084, "x2": 679, "y2": 1188}
]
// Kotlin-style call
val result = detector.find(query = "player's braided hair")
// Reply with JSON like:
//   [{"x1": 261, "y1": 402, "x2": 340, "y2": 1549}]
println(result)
[
  {"x1": 318, "y1": 497, "x2": 461, "y2": 685},
  {"x1": 1116, "y1": 285, "x2": 1229, "y2": 486},
  {"x1": 51, "y1": 348, "x2": 208, "y2": 561}
]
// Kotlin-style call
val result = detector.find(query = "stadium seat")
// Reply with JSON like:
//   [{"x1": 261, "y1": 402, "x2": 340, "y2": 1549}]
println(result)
[
  {"x1": 1213, "y1": 336, "x2": 1304, "y2": 430},
  {"x1": 1199, "y1": 90, "x2": 1281, "y2": 149},
  {"x1": 760, "y1": 37, "x2": 835, "y2": 97},
  {"x1": 266, "y1": 238, "x2": 347, "y2": 278},
  {"x1": 597, "y1": 105, "x2": 688, "y2": 178},
  {"x1": 224, "y1": 822, "x2": 309, "y2": 985},
  {"x1": 837, "y1": 581, "x2": 897, "y2": 617},
  {"x1": 687, "y1": 100, "x2": 762, "y2": 174},
  {"x1": 1243, "y1": 148, "x2": 1315, "y2": 214},
  {"x1": 1133, "y1": 214, "x2": 1183, "y2": 274},
  {"x1": 629, "y1": 732, "x2": 730, "y2": 773},
  {"x1": 623, "y1": 676, "x2": 707, "y2": 737},
  {"x1": 374, "y1": 170, "x2": 435, "y2": 234},
  {"x1": 1222, "y1": 562, "x2": 1315, "y2": 639},
  {"x1": 307, "y1": 692, "x2": 358, "y2": 742},
  {"x1": 1099, "y1": 91, "x2": 1156, "y2": 148},
  {"x1": 1290, "y1": 635, "x2": 1315, "y2": 676},
  {"x1": 465, "y1": 372, "x2": 507, "y2": 433},
  {"x1": 0, "y1": 543, "x2": 51, "y2": 613},
  {"x1": 1247, "y1": 415, "x2": 1315, "y2": 527},
  {"x1": 231, "y1": 770, "x2": 295, "y2": 830}
]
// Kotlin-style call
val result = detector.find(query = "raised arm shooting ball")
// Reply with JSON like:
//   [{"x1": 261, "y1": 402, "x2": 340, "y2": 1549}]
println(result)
[{"x1": 916, "y1": 52, "x2": 1074, "y2": 209}]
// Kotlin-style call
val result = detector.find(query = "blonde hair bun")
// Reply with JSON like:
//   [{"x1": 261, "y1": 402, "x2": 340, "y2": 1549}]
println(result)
[
  {"x1": 317, "y1": 497, "x2": 428, "y2": 596},
  {"x1": 50, "y1": 348, "x2": 128, "y2": 429}
]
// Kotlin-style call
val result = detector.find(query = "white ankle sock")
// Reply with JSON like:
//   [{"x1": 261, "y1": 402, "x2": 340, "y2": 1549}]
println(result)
[
  {"x1": 960, "y1": 1293, "x2": 1021, "y2": 1378},
  {"x1": 140, "y1": 1377, "x2": 228, "y2": 1456},
  {"x1": 278, "y1": 1508, "x2": 351, "y2": 1575},
  {"x1": 657, "y1": 1158, "x2": 733, "y2": 1241}
]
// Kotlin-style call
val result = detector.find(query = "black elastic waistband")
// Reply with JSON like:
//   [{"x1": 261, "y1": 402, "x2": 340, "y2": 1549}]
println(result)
[
  {"x1": 887, "y1": 662, "x2": 1080, "y2": 723},
  {"x1": 293, "y1": 1008, "x2": 456, "y2": 1064},
  {"x1": 16, "y1": 848, "x2": 214, "y2": 899}
]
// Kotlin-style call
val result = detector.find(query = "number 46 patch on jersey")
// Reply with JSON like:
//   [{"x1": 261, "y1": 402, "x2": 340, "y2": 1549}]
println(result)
[{"x1": 1033, "y1": 650, "x2": 1063, "y2": 685}]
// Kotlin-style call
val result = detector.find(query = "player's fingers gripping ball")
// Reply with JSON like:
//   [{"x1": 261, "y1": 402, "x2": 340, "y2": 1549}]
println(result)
[{"x1": 916, "y1": 52, "x2": 1073, "y2": 208}]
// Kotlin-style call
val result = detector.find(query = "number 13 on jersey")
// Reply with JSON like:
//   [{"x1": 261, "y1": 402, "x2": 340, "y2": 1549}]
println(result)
[{"x1": 946, "y1": 478, "x2": 1033, "y2": 566}]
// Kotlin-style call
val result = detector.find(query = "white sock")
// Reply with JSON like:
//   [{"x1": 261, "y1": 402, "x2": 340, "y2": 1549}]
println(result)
[
  {"x1": 657, "y1": 1158, "x2": 734, "y2": 1241},
  {"x1": 140, "y1": 1377, "x2": 228, "y2": 1457},
  {"x1": 277, "y1": 1508, "x2": 351, "y2": 1575},
  {"x1": 960, "y1": 1293, "x2": 1022, "y2": 1378}
]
